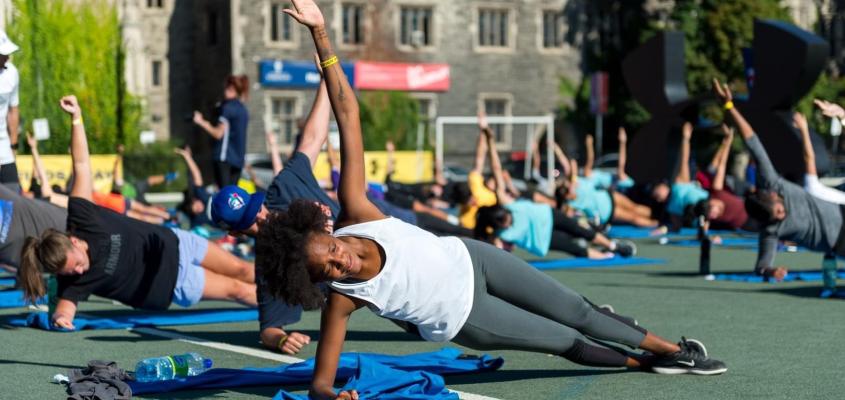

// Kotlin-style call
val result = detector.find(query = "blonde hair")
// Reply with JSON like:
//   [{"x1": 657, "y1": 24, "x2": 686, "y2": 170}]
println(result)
[{"x1": 19, "y1": 229, "x2": 73, "y2": 303}]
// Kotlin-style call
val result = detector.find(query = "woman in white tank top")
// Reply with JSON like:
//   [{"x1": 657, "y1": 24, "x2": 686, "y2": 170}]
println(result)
[{"x1": 257, "y1": 3, "x2": 726, "y2": 398}]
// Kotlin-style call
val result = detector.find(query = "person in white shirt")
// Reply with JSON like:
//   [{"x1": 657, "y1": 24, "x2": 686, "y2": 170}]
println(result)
[
  {"x1": 256, "y1": 3, "x2": 728, "y2": 398},
  {"x1": 0, "y1": 31, "x2": 21, "y2": 192}
]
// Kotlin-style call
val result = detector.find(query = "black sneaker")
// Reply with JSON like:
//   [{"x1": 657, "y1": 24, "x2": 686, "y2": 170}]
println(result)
[
  {"x1": 652, "y1": 337, "x2": 727, "y2": 375},
  {"x1": 612, "y1": 239, "x2": 637, "y2": 257}
]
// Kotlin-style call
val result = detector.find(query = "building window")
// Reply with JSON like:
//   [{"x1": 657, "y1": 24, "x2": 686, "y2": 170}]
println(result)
[
  {"x1": 399, "y1": 6, "x2": 433, "y2": 47},
  {"x1": 542, "y1": 10, "x2": 565, "y2": 48},
  {"x1": 270, "y1": 96, "x2": 300, "y2": 146},
  {"x1": 147, "y1": 0, "x2": 163, "y2": 8},
  {"x1": 151, "y1": 60, "x2": 162, "y2": 87},
  {"x1": 478, "y1": 8, "x2": 509, "y2": 47},
  {"x1": 341, "y1": 3, "x2": 364, "y2": 45},
  {"x1": 482, "y1": 97, "x2": 512, "y2": 146},
  {"x1": 208, "y1": 11, "x2": 218, "y2": 45},
  {"x1": 270, "y1": 2, "x2": 294, "y2": 43}
]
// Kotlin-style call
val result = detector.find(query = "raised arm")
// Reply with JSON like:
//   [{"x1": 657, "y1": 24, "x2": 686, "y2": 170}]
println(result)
[
  {"x1": 794, "y1": 112, "x2": 816, "y2": 176},
  {"x1": 583, "y1": 134, "x2": 595, "y2": 177},
  {"x1": 112, "y1": 144, "x2": 125, "y2": 188},
  {"x1": 711, "y1": 125, "x2": 734, "y2": 192},
  {"x1": 617, "y1": 127, "x2": 629, "y2": 181},
  {"x1": 472, "y1": 110, "x2": 490, "y2": 174},
  {"x1": 296, "y1": 55, "x2": 331, "y2": 168},
  {"x1": 174, "y1": 146, "x2": 204, "y2": 187},
  {"x1": 384, "y1": 140, "x2": 395, "y2": 177},
  {"x1": 266, "y1": 131, "x2": 283, "y2": 175},
  {"x1": 713, "y1": 79, "x2": 779, "y2": 189},
  {"x1": 485, "y1": 128, "x2": 513, "y2": 205},
  {"x1": 60, "y1": 96, "x2": 92, "y2": 201},
  {"x1": 675, "y1": 122, "x2": 693, "y2": 184},
  {"x1": 553, "y1": 143, "x2": 572, "y2": 179},
  {"x1": 26, "y1": 133, "x2": 53, "y2": 198},
  {"x1": 285, "y1": 0, "x2": 381, "y2": 223}
]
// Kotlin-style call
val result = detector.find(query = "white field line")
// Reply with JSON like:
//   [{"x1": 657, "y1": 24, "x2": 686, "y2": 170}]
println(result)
[{"x1": 132, "y1": 327, "x2": 502, "y2": 400}]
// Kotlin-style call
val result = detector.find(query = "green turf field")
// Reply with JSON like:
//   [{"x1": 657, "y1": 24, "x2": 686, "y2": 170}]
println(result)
[{"x1": 2, "y1": 235, "x2": 843, "y2": 399}]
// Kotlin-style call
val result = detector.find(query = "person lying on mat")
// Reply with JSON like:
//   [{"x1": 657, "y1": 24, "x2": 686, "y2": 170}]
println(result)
[
  {"x1": 17, "y1": 95, "x2": 257, "y2": 330},
  {"x1": 473, "y1": 125, "x2": 635, "y2": 260},
  {"x1": 698, "y1": 124, "x2": 759, "y2": 233},
  {"x1": 714, "y1": 80, "x2": 844, "y2": 281},
  {"x1": 258, "y1": 4, "x2": 727, "y2": 398}
]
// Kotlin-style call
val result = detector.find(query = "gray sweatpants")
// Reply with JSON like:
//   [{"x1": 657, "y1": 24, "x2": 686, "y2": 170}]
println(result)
[{"x1": 452, "y1": 238, "x2": 647, "y2": 367}]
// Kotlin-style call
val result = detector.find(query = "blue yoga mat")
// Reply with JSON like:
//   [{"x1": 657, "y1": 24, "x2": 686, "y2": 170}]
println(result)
[
  {"x1": 669, "y1": 238, "x2": 759, "y2": 248},
  {"x1": 608, "y1": 226, "x2": 736, "y2": 239},
  {"x1": 127, "y1": 348, "x2": 503, "y2": 399},
  {"x1": 709, "y1": 270, "x2": 845, "y2": 283},
  {"x1": 0, "y1": 290, "x2": 44, "y2": 308},
  {"x1": 528, "y1": 257, "x2": 664, "y2": 270},
  {"x1": 8, "y1": 309, "x2": 258, "y2": 331},
  {"x1": 0, "y1": 277, "x2": 15, "y2": 286}
]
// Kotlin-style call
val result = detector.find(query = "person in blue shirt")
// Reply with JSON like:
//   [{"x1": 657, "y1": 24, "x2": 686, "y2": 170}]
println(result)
[
  {"x1": 193, "y1": 75, "x2": 250, "y2": 188},
  {"x1": 651, "y1": 122, "x2": 710, "y2": 232},
  {"x1": 474, "y1": 128, "x2": 635, "y2": 259}
]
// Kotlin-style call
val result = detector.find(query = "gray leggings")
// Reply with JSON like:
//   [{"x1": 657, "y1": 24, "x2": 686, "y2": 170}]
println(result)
[{"x1": 452, "y1": 238, "x2": 647, "y2": 367}]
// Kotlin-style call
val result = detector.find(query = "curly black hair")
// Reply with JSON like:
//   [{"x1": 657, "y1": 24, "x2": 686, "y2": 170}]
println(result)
[{"x1": 255, "y1": 199, "x2": 330, "y2": 310}]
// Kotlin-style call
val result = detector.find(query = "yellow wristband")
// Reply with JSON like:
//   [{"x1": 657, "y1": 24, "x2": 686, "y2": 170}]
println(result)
[
  {"x1": 277, "y1": 334, "x2": 288, "y2": 350},
  {"x1": 320, "y1": 55, "x2": 339, "y2": 69},
  {"x1": 723, "y1": 101, "x2": 734, "y2": 111},
  {"x1": 72, "y1": 117, "x2": 84, "y2": 126}
]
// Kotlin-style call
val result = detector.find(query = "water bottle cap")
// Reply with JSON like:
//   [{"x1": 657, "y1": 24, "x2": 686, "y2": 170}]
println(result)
[{"x1": 203, "y1": 358, "x2": 213, "y2": 369}]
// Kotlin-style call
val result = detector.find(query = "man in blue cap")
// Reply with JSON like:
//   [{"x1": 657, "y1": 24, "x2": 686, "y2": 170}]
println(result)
[{"x1": 209, "y1": 77, "x2": 336, "y2": 355}]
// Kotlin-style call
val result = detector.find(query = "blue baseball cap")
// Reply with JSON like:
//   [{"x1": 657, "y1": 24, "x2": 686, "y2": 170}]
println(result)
[{"x1": 208, "y1": 186, "x2": 266, "y2": 231}]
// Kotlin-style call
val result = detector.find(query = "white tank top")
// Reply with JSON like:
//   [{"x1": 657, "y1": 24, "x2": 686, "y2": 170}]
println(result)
[{"x1": 329, "y1": 217, "x2": 474, "y2": 342}]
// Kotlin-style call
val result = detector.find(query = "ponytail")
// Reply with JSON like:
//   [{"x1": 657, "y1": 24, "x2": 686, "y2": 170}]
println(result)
[{"x1": 18, "y1": 229, "x2": 73, "y2": 304}]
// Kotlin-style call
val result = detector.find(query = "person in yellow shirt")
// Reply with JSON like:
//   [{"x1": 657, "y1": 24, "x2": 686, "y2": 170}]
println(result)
[{"x1": 456, "y1": 116, "x2": 498, "y2": 229}]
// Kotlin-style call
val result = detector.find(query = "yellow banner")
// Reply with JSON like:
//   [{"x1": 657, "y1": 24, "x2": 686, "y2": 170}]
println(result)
[
  {"x1": 311, "y1": 151, "x2": 433, "y2": 184},
  {"x1": 16, "y1": 155, "x2": 119, "y2": 194}
]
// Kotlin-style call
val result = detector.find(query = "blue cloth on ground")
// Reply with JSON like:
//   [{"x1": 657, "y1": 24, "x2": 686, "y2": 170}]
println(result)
[
  {"x1": 710, "y1": 270, "x2": 845, "y2": 283},
  {"x1": 128, "y1": 348, "x2": 503, "y2": 398},
  {"x1": 529, "y1": 257, "x2": 664, "y2": 270},
  {"x1": 0, "y1": 290, "x2": 44, "y2": 307},
  {"x1": 8, "y1": 308, "x2": 257, "y2": 331}
]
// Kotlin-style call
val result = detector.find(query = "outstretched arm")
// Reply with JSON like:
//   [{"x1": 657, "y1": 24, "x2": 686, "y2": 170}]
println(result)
[
  {"x1": 60, "y1": 96, "x2": 92, "y2": 201},
  {"x1": 711, "y1": 125, "x2": 734, "y2": 192},
  {"x1": 472, "y1": 110, "x2": 490, "y2": 174},
  {"x1": 553, "y1": 143, "x2": 571, "y2": 179},
  {"x1": 310, "y1": 292, "x2": 363, "y2": 400},
  {"x1": 794, "y1": 112, "x2": 816, "y2": 177},
  {"x1": 484, "y1": 128, "x2": 514, "y2": 205},
  {"x1": 174, "y1": 146, "x2": 204, "y2": 187},
  {"x1": 112, "y1": 144, "x2": 125, "y2": 189},
  {"x1": 713, "y1": 79, "x2": 779, "y2": 190},
  {"x1": 617, "y1": 127, "x2": 629, "y2": 181},
  {"x1": 676, "y1": 122, "x2": 693, "y2": 184},
  {"x1": 285, "y1": 0, "x2": 381, "y2": 223},
  {"x1": 296, "y1": 55, "x2": 331, "y2": 168},
  {"x1": 27, "y1": 133, "x2": 53, "y2": 198},
  {"x1": 266, "y1": 131, "x2": 283, "y2": 175},
  {"x1": 583, "y1": 134, "x2": 595, "y2": 177}
]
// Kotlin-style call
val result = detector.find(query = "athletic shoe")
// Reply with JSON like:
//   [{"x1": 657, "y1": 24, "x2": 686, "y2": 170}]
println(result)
[
  {"x1": 652, "y1": 337, "x2": 727, "y2": 376},
  {"x1": 611, "y1": 239, "x2": 637, "y2": 257}
]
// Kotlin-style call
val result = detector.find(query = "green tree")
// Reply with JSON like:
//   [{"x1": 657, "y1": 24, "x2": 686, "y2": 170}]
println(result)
[
  {"x1": 9, "y1": 0, "x2": 142, "y2": 154},
  {"x1": 359, "y1": 91, "x2": 421, "y2": 151}
]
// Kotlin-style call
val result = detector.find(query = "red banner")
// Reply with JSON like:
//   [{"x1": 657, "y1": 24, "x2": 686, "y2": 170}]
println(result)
[{"x1": 355, "y1": 62, "x2": 450, "y2": 92}]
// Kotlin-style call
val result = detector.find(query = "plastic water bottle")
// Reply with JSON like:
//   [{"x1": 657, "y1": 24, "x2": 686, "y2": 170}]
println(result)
[
  {"x1": 822, "y1": 253, "x2": 837, "y2": 292},
  {"x1": 135, "y1": 353, "x2": 212, "y2": 382}
]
